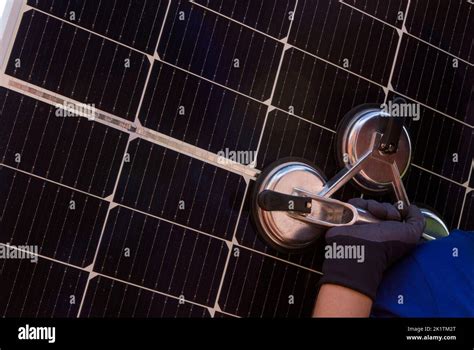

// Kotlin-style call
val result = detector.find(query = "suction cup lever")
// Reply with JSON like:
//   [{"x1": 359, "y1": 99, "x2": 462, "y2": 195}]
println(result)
[
  {"x1": 257, "y1": 190, "x2": 312, "y2": 213},
  {"x1": 379, "y1": 97, "x2": 406, "y2": 154}
]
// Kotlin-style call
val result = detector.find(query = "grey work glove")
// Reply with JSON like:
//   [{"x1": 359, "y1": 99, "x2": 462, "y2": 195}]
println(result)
[{"x1": 319, "y1": 198, "x2": 425, "y2": 301}]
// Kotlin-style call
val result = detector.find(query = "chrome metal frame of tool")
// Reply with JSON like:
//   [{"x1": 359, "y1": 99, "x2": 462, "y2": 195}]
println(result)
[
  {"x1": 252, "y1": 102, "x2": 450, "y2": 252},
  {"x1": 289, "y1": 133, "x2": 441, "y2": 240}
]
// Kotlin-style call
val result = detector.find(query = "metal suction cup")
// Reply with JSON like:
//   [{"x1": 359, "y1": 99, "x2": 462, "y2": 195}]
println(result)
[
  {"x1": 337, "y1": 104, "x2": 412, "y2": 194},
  {"x1": 251, "y1": 158, "x2": 327, "y2": 252},
  {"x1": 251, "y1": 101, "x2": 450, "y2": 253},
  {"x1": 420, "y1": 208, "x2": 450, "y2": 240}
]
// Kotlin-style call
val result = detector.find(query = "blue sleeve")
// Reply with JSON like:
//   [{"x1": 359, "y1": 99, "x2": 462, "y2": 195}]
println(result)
[{"x1": 372, "y1": 230, "x2": 474, "y2": 317}]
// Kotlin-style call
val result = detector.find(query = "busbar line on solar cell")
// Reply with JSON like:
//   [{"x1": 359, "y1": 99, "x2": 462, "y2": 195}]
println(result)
[
  {"x1": 0, "y1": 241, "x2": 236, "y2": 317},
  {"x1": 189, "y1": 0, "x2": 293, "y2": 42},
  {"x1": 6, "y1": 6, "x2": 471, "y2": 132},
  {"x1": 381, "y1": 0, "x2": 410, "y2": 104},
  {"x1": 155, "y1": 51, "x2": 472, "y2": 130},
  {"x1": 5, "y1": 8, "x2": 151, "y2": 119},
  {"x1": 392, "y1": 36, "x2": 473, "y2": 126},
  {"x1": 212, "y1": 183, "x2": 250, "y2": 312},
  {"x1": 340, "y1": 0, "x2": 407, "y2": 29},
  {"x1": 391, "y1": 90, "x2": 474, "y2": 129},
  {"x1": 8, "y1": 2, "x2": 473, "y2": 132},
  {"x1": 411, "y1": 164, "x2": 471, "y2": 190},
  {"x1": 186, "y1": 0, "x2": 473, "y2": 129},
  {"x1": 26, "y1": 5, "x2": 154, "y2": 60},
  {"x1": 0, "y1": 163, "x2": 322, "y2": 276},
  {"x1": 0, "y1": 243, "x2": 87, "y2": 273},
  {"x1": 339, "y1": 0, "x2": 474, "y2": 66},
  {"x1": 1, "y1": 77, "x2": 260, "y2": 180},
  {"x1": 192, "y1": 0, "x2": 296, "y2": 40},
  {"x1": 3, "y1": 73, "x2": 470, "y2": 191},
  {"x1": 6, "y1": 74, "x2": 472, "y2": 191},
  {"x1": 193, "y1": 0, "x2": 399, "y2": 85},
  {"x1": 407, "y1": 0, "x2": 473, "y2": 63},
  {"x1": 254, "y1": 0, "x2": 300, "y2": 163},
  {"x1": 76, "y1": 136, "x2": 132, "y2": 316}
]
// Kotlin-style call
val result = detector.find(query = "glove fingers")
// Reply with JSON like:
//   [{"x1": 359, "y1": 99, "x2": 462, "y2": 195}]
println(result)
[
  {"x1": 348, "y1": 197, "x2": 368, "y2": 209},
  {"x1": 382, "y1": 202, "x2": 401, "y2": 221},
  {"x1": 404, "y1": 205, "x2": 425, "y2": 236},
  {"x1": 367, "y1": 199, "x2": 389, "y2": 219}
]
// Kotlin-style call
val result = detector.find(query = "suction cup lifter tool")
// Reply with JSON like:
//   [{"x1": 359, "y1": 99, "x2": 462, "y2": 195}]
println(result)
[{"x1": 252, "y1": 101, "x2": 449, "y2": 252}]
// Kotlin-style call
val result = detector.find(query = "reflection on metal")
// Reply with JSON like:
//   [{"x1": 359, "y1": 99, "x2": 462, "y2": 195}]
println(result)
[
  {"x1": 421, "y1": 208, "x2": 450, "y2": 240},
  {"x1": 252, "y1": 160, "x2": 328, "y2": 252},
  {"x1": 338, "y1": 106, "x2": 412, "y2": 194},
  {"x1": 252, "y1": 104, "x2": 450, "y2": 253}
]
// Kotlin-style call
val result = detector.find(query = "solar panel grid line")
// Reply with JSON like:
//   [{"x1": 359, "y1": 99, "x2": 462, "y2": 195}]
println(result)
[
  {"x1": 158, "y1": 1, "x2": 283, "y2": 102},
  {"x1": 458, "y1": 160, "x2": 474, "y2": 228},
  {"x1": 189, "y1": 0, "x2": 290, "y2": 43},
  {"x1": 13, "y1": 4, "x2": 470, "y2": 135},
  {"x1": 382, "y1": 0, "x2": 409, "y2": 101},
  {"x1": 90, "y1": 207, "x2": 230, "y2": 312},
  {"x1": 404, "y1": 167, "x2": 466, "y2": 229},
  {"x1": 458, "y1": 190, "x2": 473, "y2": 228},
  {"x1": 75, "y1": 135, "x2": 133, "y2": 316},
  {"x1": 190, "y1": 0, "x2": 397, "y2": 92},
  {"x1": 253, "y1": 0, "x2": 300, "y2": 163},
  {"x1": 81, "y1": 275, "x2": 224, "y2": 318},
  {"x1": 0, "y1": 234, "x2": 236, "y2": 318},
  {"x1": 0, "y1": 0, "x2": 472, "y2": 319},
  {"x1": 460, "y1": 191, "x2": 473, "y2": 230},
  {"x1": 0, "y1": 0, "x2": 28, "y2": 76},
  {"x1": 3, "y1": 77, "x2": 262, "y2": 181},
  {"x1": 5, "y1": 10, "x2": 150, "y2": 121},
  {"x1": 407, "y1": 0, "x2": 473, "y2": 63},
  {"x1": 340, "y1": 0, "x2": 406, "y2": 29},
  {"x1": 392, "y1": 36, "x2": 473, "y2": 125},
  {"x1": 27, "y1": 4, "x2": 152, "y2": 59},
  {"x1": 217, "y1": 245, "x2": 320, "y2": 317},
  {"x1": 0, "y1": 255, "x2": 88, "y2": 317},
  {"x1": 343, "y1": 0, "x2": 474, "y2": 66},
  {"x1": 5, "y1": 3, "x2": 471, "y2": 132},
  {"x1": 0, "y1": 60, "x2": 466, "y2": 274},
  {"x1": 2, "y1": 165, "x2": 108, "y2": 265}
]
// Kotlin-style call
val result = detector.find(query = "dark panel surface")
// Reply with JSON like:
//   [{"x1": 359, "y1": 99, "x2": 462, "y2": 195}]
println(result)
[
  {"x1": 81, "y1": 275, "x2": 210, "y2": 317},
  {"x1": 273, "y1": 48, "x2": 385, "y2": 130},
  {"x1": 0, "y1": 166, "x2": 108, "y2": 267},
  {"x1": 194, "y1": 0, "x2": 296, "y2": 39},
  {"x1": 343, "y1": 0, "x2": 408, "y2": 27},
  {"x1": 6, "y1": 10, "x2": 149, "y2": 121},
  {"x1": 406, "y1": 0, "x2": 474, "y2": 62},
  {"x1": 115, "y1": 139, "x2": 246, "y2": 240},
  {"x1": 0, "y1": 256, "x2": 87, "y2": 317},
  {"x1": 158, "y1": 0, "x2": 283, "y2": 101},
  {"x1": 392, "y1": 35, "x2": 474, "y2": 125},
  {"x1": 29, "y1": 0, "x2": 169, "y2": 54},
  {"x1": 403, "y1": 167, "x2": 466, "y2": 230},
  {"x1": 139, "y1": 61, "x2": 266, "y2": 157},
  {"x1": 218, "y1": 246, "x2": 320, "y2": 317},
  {"x1": 95, "y1": 206, "x2": 228, "y2": 306},
  {"x1": 289, "y1": 0, "x2": 399, "y2": 84},
  {"x1": 0, "y1": 88, "x2": 127, "y2": 197}
]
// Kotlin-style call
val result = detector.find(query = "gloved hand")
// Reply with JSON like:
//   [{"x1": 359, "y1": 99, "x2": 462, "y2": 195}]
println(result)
[{"x1": 319, "y1": 198, "x2": 425, "y2": 301}]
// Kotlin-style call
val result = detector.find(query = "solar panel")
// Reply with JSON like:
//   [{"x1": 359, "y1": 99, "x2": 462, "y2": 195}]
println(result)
[{"x1": 0, "y1": 0, "x2": 472, "y2": 319}]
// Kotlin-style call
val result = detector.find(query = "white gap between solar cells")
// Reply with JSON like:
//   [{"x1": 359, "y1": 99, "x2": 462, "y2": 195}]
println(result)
[
  {"x1": 0, "y1": 242, "x2": 232, "y2": 317},
  {"x1": 339, "y1": 0, "x2": 474, "y2": 66},
  {"x1": 190, "y1": 0, "x2": 474, "y2": 129}
]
